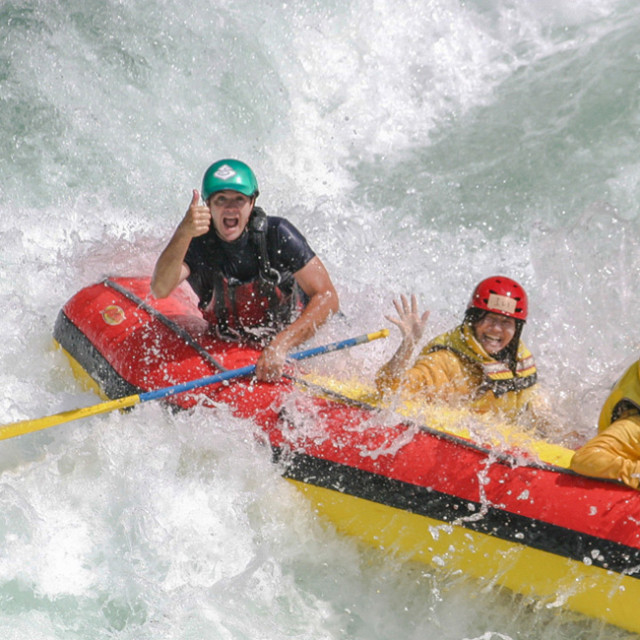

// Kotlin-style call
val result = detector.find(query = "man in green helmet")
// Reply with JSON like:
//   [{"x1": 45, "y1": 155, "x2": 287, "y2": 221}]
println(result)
[{"x1": 151, "y1": 159, "x2": 340, "y2": 382}]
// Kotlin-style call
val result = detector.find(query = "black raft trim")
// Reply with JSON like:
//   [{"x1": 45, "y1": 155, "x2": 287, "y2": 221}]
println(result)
[
  {"x1": 274, "y1": 447, "x2": 640, "y2": 578},
  {"x1": 53, "y1": 310, "x2": 142, "y2": 400}
]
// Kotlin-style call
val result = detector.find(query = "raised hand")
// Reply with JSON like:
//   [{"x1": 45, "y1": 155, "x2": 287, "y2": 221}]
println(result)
[
  {"x1": 151, "y1": 189, "x2": 211, "y2": 298},
  {"x1": 385, "y1": 294, "x2": 430, "y2": 346}
]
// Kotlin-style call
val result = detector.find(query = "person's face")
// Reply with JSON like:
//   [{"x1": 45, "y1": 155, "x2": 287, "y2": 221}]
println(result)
[
  {"x1": 473, "y1": 312, "x2": 517, "y2": 355},
  {"x1": 208, "y1": 190, "x2": 254, "y2": 242}
]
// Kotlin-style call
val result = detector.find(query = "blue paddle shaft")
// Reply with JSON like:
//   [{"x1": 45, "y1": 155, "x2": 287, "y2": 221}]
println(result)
[
  {"x1": 140, "y1": 365, "x2": 256, "y2": 402},
  {"x1": 140, "y1": 329, "x2": 388, "y2": 403}
]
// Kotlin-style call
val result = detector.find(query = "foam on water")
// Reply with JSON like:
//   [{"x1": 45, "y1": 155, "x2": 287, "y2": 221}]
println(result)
[{"x1": 1, "y1": 0, "x2": 639, "y2": 637}]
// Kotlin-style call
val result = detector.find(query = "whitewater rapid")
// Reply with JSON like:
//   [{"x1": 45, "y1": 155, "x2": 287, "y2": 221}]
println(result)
[{"x1": 1, "y1": 0, "x2": 639, "y2": 638}]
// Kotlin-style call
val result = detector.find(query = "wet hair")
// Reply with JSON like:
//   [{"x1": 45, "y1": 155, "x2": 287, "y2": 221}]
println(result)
[{"x1": 464, "y1": 308, "x2": 524, "y2": 373}]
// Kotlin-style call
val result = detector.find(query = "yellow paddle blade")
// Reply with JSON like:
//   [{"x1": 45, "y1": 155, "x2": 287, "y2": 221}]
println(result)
[{"x1": 0, "y1": 394, "x2": 141, "y2": 441}]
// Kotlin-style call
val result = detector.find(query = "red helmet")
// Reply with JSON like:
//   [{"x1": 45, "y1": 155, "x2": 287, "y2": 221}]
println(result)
[{"x1": 468, "y1": 276, "x2": 528, "y2": 321}]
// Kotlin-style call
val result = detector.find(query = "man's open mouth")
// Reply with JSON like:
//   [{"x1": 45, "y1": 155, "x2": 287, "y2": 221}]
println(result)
[{"x1": 223, "y1": 217, "x2": 239, "y2": 229}]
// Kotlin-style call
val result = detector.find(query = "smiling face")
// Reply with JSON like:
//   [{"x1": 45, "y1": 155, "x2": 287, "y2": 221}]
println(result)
[
  {"x1": 472, "y1": 312, "x2": 517, "y2": 355},
  {"x1": 208, "y1": 190, "x2": 255, "y2": 242}
]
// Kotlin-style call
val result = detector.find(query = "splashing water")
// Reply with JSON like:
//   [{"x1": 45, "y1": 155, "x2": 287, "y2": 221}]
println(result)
[{"x1": 1, "y1": 0, "x2": 639, "y2": 637}]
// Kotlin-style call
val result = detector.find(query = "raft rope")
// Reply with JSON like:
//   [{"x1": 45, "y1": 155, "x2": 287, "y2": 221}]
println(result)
[
  {"x1": 104, "y1": 279, "x2": 390, "y2": 413},
  {"x1": 103, "y1": 278, "x2": 229, "y2": 372},
  {"x1": 103, "y1": 279, "x2": 384, "y2": 407}
]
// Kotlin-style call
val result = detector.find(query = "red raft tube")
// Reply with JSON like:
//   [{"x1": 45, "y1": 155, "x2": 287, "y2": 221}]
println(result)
[{"x1": 51, "y1": 277, "x2": 640, "y2": 634}]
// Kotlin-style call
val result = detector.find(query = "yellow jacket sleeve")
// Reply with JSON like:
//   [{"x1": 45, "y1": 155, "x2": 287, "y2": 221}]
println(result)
[
  {"x1": 376, "y1": 348, "x2": 480, "y2": 402},
  {"x1": 570, "y1": 414, "x2": 640, "y2": 490}
]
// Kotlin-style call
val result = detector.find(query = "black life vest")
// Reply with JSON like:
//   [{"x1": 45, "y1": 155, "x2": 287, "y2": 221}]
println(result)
[{"x1": 198, "y1": 208, "x2": 303, "y2": 344}]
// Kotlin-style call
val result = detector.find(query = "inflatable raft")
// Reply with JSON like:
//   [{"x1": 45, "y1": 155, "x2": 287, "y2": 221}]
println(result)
[{"x1": 52, "y1": 277, "x2": 640, "y2": 633}]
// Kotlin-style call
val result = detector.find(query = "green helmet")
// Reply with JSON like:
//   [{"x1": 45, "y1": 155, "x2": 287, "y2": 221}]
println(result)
[{"x1": 201, "y1": 159, "x2": 259, "y2": 201}]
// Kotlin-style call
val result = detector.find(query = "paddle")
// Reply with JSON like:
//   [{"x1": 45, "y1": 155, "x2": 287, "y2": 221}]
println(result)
[{"x1": 0, "y1": 329, "x2": 389, "y2": 441}]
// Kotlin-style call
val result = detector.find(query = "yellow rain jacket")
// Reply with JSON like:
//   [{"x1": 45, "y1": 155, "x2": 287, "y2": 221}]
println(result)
[
  {"x1": 376, "y1": 323, "x2": 542, "y2": 425},
  {"x1": 570, "y1": 361, "x2": 640, "y2": 489}
]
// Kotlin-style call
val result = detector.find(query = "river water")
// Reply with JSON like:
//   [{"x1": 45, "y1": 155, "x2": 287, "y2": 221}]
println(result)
[{"x1": 1, "y1": 0, "x2": 639, "y2": 637}]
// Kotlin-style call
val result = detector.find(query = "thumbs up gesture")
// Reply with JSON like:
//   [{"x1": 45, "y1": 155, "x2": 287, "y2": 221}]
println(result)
[{"x1": 179, "y1": 189, "x2": 211, "y2": 238}]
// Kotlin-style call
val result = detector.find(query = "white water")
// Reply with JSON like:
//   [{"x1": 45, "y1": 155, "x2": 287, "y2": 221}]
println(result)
[{"x1": 1, "y1": 0, "x2": 639, "y2": 637}]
